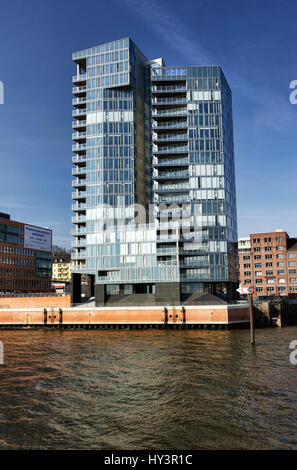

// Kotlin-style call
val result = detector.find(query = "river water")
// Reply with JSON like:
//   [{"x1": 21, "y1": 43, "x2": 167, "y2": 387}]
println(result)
[{"x1": 0, "y1": 327, "x2": 296, "y2": 450}]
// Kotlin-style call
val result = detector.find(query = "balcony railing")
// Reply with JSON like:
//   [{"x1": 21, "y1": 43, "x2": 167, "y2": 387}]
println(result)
[
  {"x1": 72, "y1": 192, "x2": 87, "y2": 200},
  {"x1": 72, "y1": 74, "x2": 87, "y2": 83},
  {"x1": 71, "y1": 227, "x2": 86, "y2": 235},
  {"x1": 72, "y1": 108, "x2": 87, "y2": 117},
  {"x1": 153, "y1": 98, "x2": 187, "y2": 105},
  {"x1": 72, "y1": 203, "x2": 87, "y2": 211},
  {"x1": 152, "y1": 86, "x2": 187, "y2": 93},
  {"x1": 73, "y1": 85, "x2": 87, "y2": 94},
  {"x1": 153, "y1": 158, "x2": 188, "y2": 167},
  {"x1": 153, "y1": 134, "x2": 187, "y2": 142},
  {"x1": 72, "y1": 252, "x2": 86, "y2": 260},
  {"x1": 72, "y1": 167, "x2": 86, "y2": 175},
  {"x1": 152, "y1": 121, "x2": 187, "y2": 130},
  {"x1": 152, "y1": 109, "x2": 187, "y2": 117},
  {"x1": 72, "y1": 143, "x2": 86, "y2": 152},
  {"x1": 155, "y1": 171, "x2": 189, "y2": 180},
  {"x1": 72, "y1": 155, "x2": 86, "y2": 163},
  {"x1": 155, "y1": 184, "x2": 190, "y2": 193},
  {"x1": 153, "y1": 146, "x2": 188, "y2": 154},
  {"x1": 72, "y1": 97, "x2": 87, "y2": 105},
  {"x1": 72, "y1": 179, "x2": 86, "y2": 188},
  {"x1": 72, "y1": 132, "x2": 87, "y2": 140},
  {"x1": 72, "y1": 215, "x2": 86, "y2": 223},
  {"x1": 71, "y1": 239, "x2": 86, "y2": 247},
  {"x1": 72, "y1": 120, "x2": 87, "y2": 128}
]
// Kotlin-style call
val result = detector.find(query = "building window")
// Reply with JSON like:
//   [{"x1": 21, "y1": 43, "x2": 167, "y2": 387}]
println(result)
[
  {"x1": 256, "y1": 287, "x2": 263, "y2": 292},
  {"x1": 255, "y1": 263, "x2": 262, "y2": 268},
  {"x1": 290, "y1": 278, "x2": 297, "y2": 283},
  {"x1": 266, "y1": 270, "x2": 273, "y2": 275},
  {"x1": 254, "y1": 247, "x2": 261, "y2": 252},
  {"x1": 277, "y1": 262, "x2": 284, "y2": 267},
  {"x1": 288, "y1": 262, "x2": 296, "y2": 267},
  {"x1": 290, "y1": 287, "x2": 297, "y2": 292},
  {"x1": 278, "y1": 286, "x2": 286, "y2": 291},
  {"x1": 244, "y1": 271, "x2": 251, "y2": 276},
  {"x1": 255, "y1": 279, "x2": 262, "y2": 284},
  {"x1": 267, "y1": 287, "x2": 274, "y2": 292},
  {"x1": 266, "y1": 262, "x2": 273, "y2": 267},
  {"x1": 265, "y1": 247, "x2": 272, "y2": 252},
  {"x1": 278, "y1": 278, "x2": 285, "y2": 283},
  {"x1": 267, "y1": 279, "x2": 274, "y2": 284},
  {"x1": 244, "y1": 263, "x2": 251, "y2": 268},
  {"x1": 243, "y1": 255, "x2": 250, "y2": 260},
  {"x1": 276, "y1": 246, "x2": 283, "y2": 251},
  {"x1": 255, "y1": 271, "x2": 262, "y2": 276},
  {"x1": 253, "y1": 238, "x2": 260, "y2": 243},
  {"x1": 288, "y1": 253, "x2": 296, "y2": 258},
  {"x1": 289, "y1": 270, "x2": 296, "y2": 274},
  {"x1": 264, "y1": 237, "x2": 272, "y2": 242},
  {"x1": 265, "y1": 254, "x2": 272, "y2": 259},
  {"x1": 254, "y1": 255, "x2": 261, "y2": 260},
  {"x1": 277, "y1": 270, "x2": 285, "y2": 275}
]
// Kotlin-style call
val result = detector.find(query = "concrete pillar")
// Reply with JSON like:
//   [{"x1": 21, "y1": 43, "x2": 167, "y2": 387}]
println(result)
[
  {"x1": 95, "y1": 284, "x2": 106, "y2": 307},
  {"x1": 71, "y1": 273, "x2": 81, "y2": 304},
  {"x1": 86, "y1": 274, "x2": 95, "y2": 298}
]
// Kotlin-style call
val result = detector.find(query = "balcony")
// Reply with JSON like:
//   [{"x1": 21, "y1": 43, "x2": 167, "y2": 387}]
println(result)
[
  {"x1": 152, "y1": 85, "x2": 187, "y2": 93},
  {"x1": 72, "y1": 74, "x2": 87, "y2": 83},
  {"x1": 72, "y1": 215, "x2": 86, "y2": 223},
  {"x1": 71, "y1": 227, "x2": 86, "y2": 235},
  {"x1": 71, "y1": 239, "x2": 86, "y2": 248},
  {"x1": 157, "y1": 196, "x2": 191, "y2": 204},
  {"x1": 72, "y1": 179, "x2": 86, "y2": 188},
  {"x1": 72, "y1": 192, "x2": 86, "y2": 200},
  {"x1": 72, "y1": 203, "x2": 86, "y2": 213},
  {"x1": 153, "y1": 158, "x2": 188, "y2": 167},
  {"x1": 72, "y1": 97, "x2": 87, "y2": 108},
  {"x1": 72, "y1": 132, "x2": 87, "y2": 141},
  {"x1": 153, "y1": 97, "x2": 187, "y2": 106},
  {"x1": 152, "y1": 109, "x2": 187, "y2": 118},
  {"x1": 153, "y1": 133, "x2": 187, "y2": 143},
  {"x1": 72, "y1": 85, "x2": 87, "y2": 95},
  {"x1": 155, "y1": 184, "x2": 190, "y2": 194},
  {"x1": 72, "y1": 252, "x2": 86, "y2": 260},
  {"x1": 152, "y1": 121, "x2": 187, "y2": 130},
  {"x1": 72, "y1": 167, "x2": 86, "y2": 176},
  {"x1": 155, "y1": 171, "x2": 189, "y2": 180},
  {"x1": 72, "y1": 155, "x2": 86, "y2": 164},
  {"x1": 72, "y1": 143, "x2": 86, "y2": 153},
  {"x1": 72, "y1": 108, "x2": 87, "y2": 117},
  {"x1": 153, "y1": 145, "x2": 188, "y2": 155},
  {"x1": 156, "y1": 248, "x2": 177, "y2": 255},
  {"x1": 72, "y1": 120, "x2": 87, "y2": 129}
]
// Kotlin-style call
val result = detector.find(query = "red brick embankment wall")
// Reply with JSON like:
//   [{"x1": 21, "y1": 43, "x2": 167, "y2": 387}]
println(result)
[
  {"x1": 0, "y1": 296, "x2": 71, "y2": 309},
  {"x1": 0, "y1": 304, "x2": 249, "y2": 325}
]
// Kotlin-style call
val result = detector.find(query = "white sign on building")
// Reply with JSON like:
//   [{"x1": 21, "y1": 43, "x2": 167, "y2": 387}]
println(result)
[{"x1": 24, "y1": 225, "x2": 52, "y2": 252}]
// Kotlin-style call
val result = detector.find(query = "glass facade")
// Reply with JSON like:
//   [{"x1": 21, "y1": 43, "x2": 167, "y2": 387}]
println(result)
[{"x1": 72, "y1": 38, "x2": 238, "y2": 302}]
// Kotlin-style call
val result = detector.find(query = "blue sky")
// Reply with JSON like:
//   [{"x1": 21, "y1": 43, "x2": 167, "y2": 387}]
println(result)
[{"x1": 0, "y1": 0, "x2": 297, "y2": 247}]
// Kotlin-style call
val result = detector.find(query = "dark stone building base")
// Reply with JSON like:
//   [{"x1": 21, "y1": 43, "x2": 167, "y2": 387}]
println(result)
[{"x1": 71, "y1": 273, "x2": 81, "y2": 304}]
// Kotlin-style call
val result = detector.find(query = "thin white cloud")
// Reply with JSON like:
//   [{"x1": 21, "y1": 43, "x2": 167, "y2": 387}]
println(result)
[{"x1": 123, "y1": 0, "x2": 296, "y2": 133}]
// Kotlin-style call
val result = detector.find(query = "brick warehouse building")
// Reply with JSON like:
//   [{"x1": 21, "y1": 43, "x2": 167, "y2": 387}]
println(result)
[
  {"x1": 0, "y1": 213, "x2": 52, "y2": 294},
  {"x1": 238, "y1": 230, "x2": 297, "y2": 297}
]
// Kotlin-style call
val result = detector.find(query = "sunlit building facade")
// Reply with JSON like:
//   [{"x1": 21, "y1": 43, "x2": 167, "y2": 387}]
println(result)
[{"x1": 71, "y1": 38, "x2": 238, "y2": 305}]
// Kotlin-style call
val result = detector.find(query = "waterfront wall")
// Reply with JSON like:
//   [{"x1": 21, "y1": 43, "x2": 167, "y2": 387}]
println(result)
[
  {"x1": 0, "y1": 296, "x2": 71, "y2": 309},
  {"x1": 0, "y1": 304, "x2": 249, "y2": 327}
]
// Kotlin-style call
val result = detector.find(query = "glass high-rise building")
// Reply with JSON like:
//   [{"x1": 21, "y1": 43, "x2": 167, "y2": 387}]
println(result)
[{"x1": 71, "y1": 38, "x2": 238, "y2": 306}]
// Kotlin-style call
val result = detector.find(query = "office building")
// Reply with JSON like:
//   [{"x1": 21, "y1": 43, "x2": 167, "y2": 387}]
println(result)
[
  {"x1": 238, "y1": 230, "x2": 297, "y2": 296},
  {"x1": 0, "y1": 213, "x2": 52, "y2": 294},
  {"x1": 71, "y1": 38, "x2": 238, "y2": 305}
]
